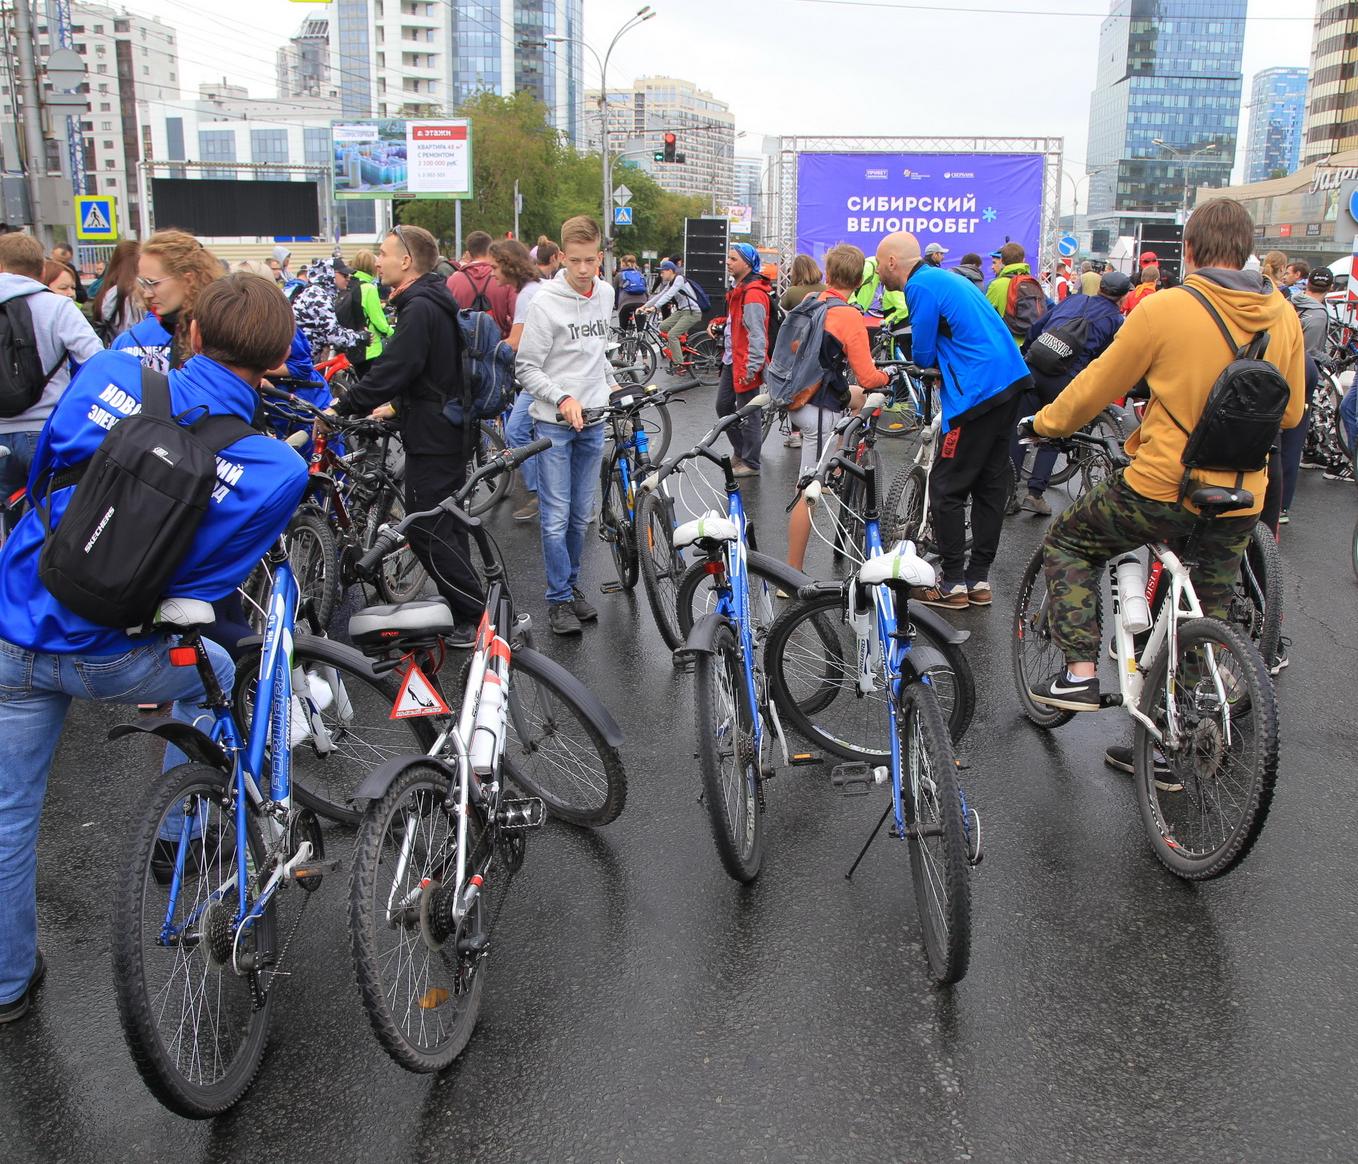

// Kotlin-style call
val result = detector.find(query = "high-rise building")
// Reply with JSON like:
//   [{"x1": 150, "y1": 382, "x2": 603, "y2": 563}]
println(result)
[
  {"x1": 734, "y1": 156, "x2": 763, "y2": 240},
  {"x1": 1301, "y1": 0, "x2": 1358, "y2": 165},
  {"x1": 0, "y1": 2, "x2": 179, "y2": 234},
  {"x1": 328, "y1": 0, "x2": 585, "y2": 143},
  {"x1": 1244, "y1": 67, "x2": 1308, "y2": 183},
  {"x1": 1084, "y1": 0, "x2": 1245, "y2": 240},
  {"x1": 277, "y1": 13, "x2": 338, "y2": 101},
  {"x1": 591, "y1": 76, "x2": 735, "y2": 211}
]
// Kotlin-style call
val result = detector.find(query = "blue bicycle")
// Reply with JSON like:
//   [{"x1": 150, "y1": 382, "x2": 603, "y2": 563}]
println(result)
[{"x1": 648, "y1": 394, "x2": 816, "y2": 881}]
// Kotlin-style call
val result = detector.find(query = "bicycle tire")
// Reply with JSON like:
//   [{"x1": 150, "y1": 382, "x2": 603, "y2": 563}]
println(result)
[
  {"x1": 765, "y1": 589, "x2": 975, "y2": 759},
  {"x1": 289, "y1": 508, "x2": 340, "y2": 630},
  {"x1": 371, "y1": 490, "x2": 431, "y2": 605},
  {"x1": 1134, "y1": 617, "x2": 1279, "y2": 880},
  {"x1": 599, "y1": 460, "x2": 639, "y2": 591},
  {"x1": 674, "y1": 548, "x2": 804, "y2": 649},
  {"x1": 882, "y1": 463, "x2": 928, "y2": 545},
  {"x1": 611, "y1": 327, "x2": 658, "y2": 383},
  {"x1": 1229, "y1": 522, "x2": 1282, "y2": 670},
  {"x1": 831, "y1": 446, "x2": 879, "y2": 566},
  {"x1": 504, "y1": 646, "x2": 627, "y2": 827},
  {"x1": 1352, "y1": 513, "x2": 1358, "y2": 583},
  {"x1": 467, "y1": 423, "x2": 510, "y2": 517},
  {"x1": 636, "y1": 488, "x2": 688, "y2": 651},
  {"x1": 901, "y1": 684, "x2": 971, "y2": 985},
  {"x1": 111, "y1": 763, "x2": 275, "y2": 1118},
  {"x1": 694, "y1": 621, "x2": 764, "y2": 882},
  {"x1": 686, "y1": 333, "x2": 724, "y2": 387},
  {"x1": 349, "y1": 761, "x2": 486, "y2": 1073},
  {"x1": 1048, "y1": 407, "x2": 1127, "y2": 489},
  {"x1": 641, "y1": 400, "x2": 673, "y2": 464},
  {"x1": 1011, "y1": 542, "x2": 1076, "y2": 729},
  {"x1": 232, "y1": 638, "x2": 440, "y2": 827}
]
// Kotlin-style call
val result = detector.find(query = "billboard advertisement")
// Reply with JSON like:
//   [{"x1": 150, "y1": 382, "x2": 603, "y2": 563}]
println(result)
[
  {"x1": 333, "y1": 119, "x2": 472, "y2": 200},
  {"x1": 796, "y1": 152, "x2": 1045, "y2": 267}
]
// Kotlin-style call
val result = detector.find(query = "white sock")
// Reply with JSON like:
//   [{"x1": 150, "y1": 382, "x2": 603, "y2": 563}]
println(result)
[{"x1": 1066, "y1": 670, "x2": 1092, "y2": 685}]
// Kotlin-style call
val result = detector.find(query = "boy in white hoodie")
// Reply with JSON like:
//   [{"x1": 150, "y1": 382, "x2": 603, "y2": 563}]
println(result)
[{"x1": 516, "y1": 216, "x2": 620, "y2": 636}]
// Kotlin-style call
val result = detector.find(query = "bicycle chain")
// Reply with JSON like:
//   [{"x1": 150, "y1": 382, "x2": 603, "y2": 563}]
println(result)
[{"x1": 249, "y1": 885, "x2": 311, "y2": 1011}]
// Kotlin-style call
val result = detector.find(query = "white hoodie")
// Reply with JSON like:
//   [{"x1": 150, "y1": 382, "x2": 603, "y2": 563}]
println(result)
[{"x1": 516, "y1": 270, "x2": 618, "y2": 425}]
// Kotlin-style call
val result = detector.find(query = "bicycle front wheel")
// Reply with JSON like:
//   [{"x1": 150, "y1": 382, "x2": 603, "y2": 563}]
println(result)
[
  {"x1": 694, "y1": 621, "x2": 764, "y2": 881},
  {"x1": 1011, "y1": 542, "x2": 1076, "y2": 729},
  {"x1": 636, "y1": 488, "x2": 688, "y2": 650},
  {"x1": 600, "y1": 465, "x2": 639, "y2": 591},
  {"x1": 289, "y1": 508, "x2": 340, "y2": 630},
  {"x1": 466, "y1": 423, "x2": 510, "y2": 517},
  {"x1": 882, "y1": 463, "x2": 928, "y2": 546},
  {"x1": 111, "y1": 763, "x2": 275, "y2": 1118},
  {"x1": 1228, "y1": 521, "x2": 1282, "y2": 670},
  {"x1": 371, "y1": 491, "x2": 431, "y2": 605},
  {"x1": 349, "y1": 762, "x2": 485, "y2": 1073},
  {"x1": 901, "y1": 684, "x2": 971, "y2": 984},
  {"x1": 1134, "y1": 617, "x2": 1279, "y2": 880}
]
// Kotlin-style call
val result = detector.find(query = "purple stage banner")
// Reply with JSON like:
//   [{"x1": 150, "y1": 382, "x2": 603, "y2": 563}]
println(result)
[{"x1": 796, "y1": 152, "x2": 1045, "y2": 268}]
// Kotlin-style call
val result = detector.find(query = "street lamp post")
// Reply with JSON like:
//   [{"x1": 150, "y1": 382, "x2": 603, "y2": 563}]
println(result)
[
  {"x1": 1151, "y1": 139, "x2": 1218, "y2": 222},
  {"x1": 549, "y1": 6, "x2": 655, "y2": 279}
]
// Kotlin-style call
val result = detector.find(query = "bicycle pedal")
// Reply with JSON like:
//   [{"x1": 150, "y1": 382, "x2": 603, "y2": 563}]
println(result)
[
  {"x1": 830, "y1": 762, "x2": 874, "y2": 796},
  {"x1": 1099, "y1": 692, "x2": 1124, "y2": 708},
  {"x1": 289, "y1": 858, "x2": 339, "y2": 882},
  {"x1": 599, "y1": 581, "x2": 624, "y2": 594},
  {"x1": 954, "y1": 754, "x2": 971, "y2": 771},
  {"x1": 787, "y1": 751, "x2": 822, "y2": 767},
  {"x1": 497, "y1": 797, "x2": 546, "y2": 830}
]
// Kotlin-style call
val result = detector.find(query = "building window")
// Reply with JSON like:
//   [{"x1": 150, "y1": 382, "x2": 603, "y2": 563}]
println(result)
[
  {"x1": 99, "y1": 102, "x2": 111, "y2": 111},
  {"x1": 198, "y1": 128, "x2": 236, "y2": 179},
  {"x1": 250, "y1": 128, "x2": 290, "y2": 180},
  {"x1": 303, "y1": 126, "x2": 331, "y2": 166},
  {"x1": 105, "y1": 177, "x2": 117, "y2": 188},
  {"x1": 104, "y1": 159, "x2": 115, "y2": 169},
  {"x1": 96, "y1": 63, "x2": 107, "y2": 74}
]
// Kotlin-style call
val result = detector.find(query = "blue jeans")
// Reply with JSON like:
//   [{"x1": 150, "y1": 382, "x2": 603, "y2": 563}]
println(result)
[
  {"x1": 0, "y1": 429, "x2": 40, "y2": 533},
  {"x1": 535, "y1": 420, "x2": 605, "y2": 603},
  {"x1": 0, "y1": 635, "x2": 235, "y2": 1005},
  {"x1": 505, "y1": 391, "x2": 538, "y2": 494}
]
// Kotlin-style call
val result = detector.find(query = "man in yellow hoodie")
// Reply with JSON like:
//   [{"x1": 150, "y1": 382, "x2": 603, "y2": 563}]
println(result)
[{"x1": 1022, "y1": 198, "x2": 1305, "y2": 715}]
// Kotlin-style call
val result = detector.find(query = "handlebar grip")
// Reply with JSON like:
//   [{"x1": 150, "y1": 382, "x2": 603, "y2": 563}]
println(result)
[
  {"x1": 509, "y1": 437, "x2": 553, "y2": 468},
  {"x1": 355, "y1": 527, "x2": 401, "y2": 580},
  {"x1": 804, "y1": 480, "x2": 823, "y2": 508},
  {"x1": 259, "y1": 385, "x2": 296, "y2": 402}
]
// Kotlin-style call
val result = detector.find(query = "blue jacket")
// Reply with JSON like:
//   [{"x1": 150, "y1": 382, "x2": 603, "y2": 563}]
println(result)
[
  {"x1": 111, "y1": 314, "x2": 173, "y2": 372},
  {"x1": 1024, "y1": 292, "x2": 1124, "y2": 393},
  {"x1": 0, "y1": 351, "x2": 309, "y2": 656},
  {"x1": 904, "y1": 263, "x2": 1031, "y2": 431}
]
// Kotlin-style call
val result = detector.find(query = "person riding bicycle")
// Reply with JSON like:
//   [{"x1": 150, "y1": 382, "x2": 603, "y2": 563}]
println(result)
[
  {"x1": 636, "y1": 260, "x2": 701, "y2": 375},
  {"x1": 1019, "y1": 198, "x2": 1306, "y2": 730},
  {"x1": 0, "y1": 274, "x2": 309, "y2": 1024}
]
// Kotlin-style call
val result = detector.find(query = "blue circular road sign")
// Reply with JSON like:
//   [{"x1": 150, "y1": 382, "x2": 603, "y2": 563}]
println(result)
[{"x1": 1058, "y1": 234, "x2": 1080, "y2": 258}]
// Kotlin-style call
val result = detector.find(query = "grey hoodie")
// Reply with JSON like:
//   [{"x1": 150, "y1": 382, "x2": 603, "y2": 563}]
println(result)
[
  {"x1": 0, "y1": 273, "x2": 104, "y2": 435},
  {"x1": 1294, "y1": 294, "x2": 1329, "y2": 357},
  {"x1": 517, "y1": 271, "x2": 619, "y2": 425}
]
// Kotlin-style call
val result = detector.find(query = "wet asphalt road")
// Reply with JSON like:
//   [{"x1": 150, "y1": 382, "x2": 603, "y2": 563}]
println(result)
[{"x1": 3, "y1": 391, "x2": 1357, "y2": 1163}]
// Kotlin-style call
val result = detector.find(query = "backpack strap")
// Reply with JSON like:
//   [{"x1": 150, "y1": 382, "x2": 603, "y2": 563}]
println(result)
[{"x1": 1182, "y1": 285, "x2": 1250, "y2": 358}]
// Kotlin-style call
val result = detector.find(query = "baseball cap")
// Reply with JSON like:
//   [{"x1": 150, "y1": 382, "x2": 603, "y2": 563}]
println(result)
[
  {"x1": 1099, "y1": 270, "x2": 1133, "y2": 298},
  {"x1": 988, "y1": 250, "x2": 1003, "y2": 259},
  {"x1": 659, "y1": 259, "x2": 678, "y2": 272},
  {"x1": 333, "y1": 257, "x2": 354, "y2": 277},
  {"x1": 1139, "y1": 250, "x2": 1158, "y2": 267},
  {"x1": 1308, "y1": 268, "x2": 1335, "y2": 292},
  {"x1": 924, "y1": 243, "x2": 949, "y2": 257}
]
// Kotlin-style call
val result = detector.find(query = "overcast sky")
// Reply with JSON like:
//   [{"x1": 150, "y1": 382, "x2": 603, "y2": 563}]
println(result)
[{"x1": 128, "y1": 0, "x2": 1315, "y2": 207}]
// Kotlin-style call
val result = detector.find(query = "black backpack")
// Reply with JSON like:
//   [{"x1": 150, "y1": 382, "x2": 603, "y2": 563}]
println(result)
[
  {"x1": 1026, "y1": 302, "x2": 1091, "y2": 379},
  {"x1": 1162, "y1": 286, "x2": 1292, "y2": 499},
  {"x1": 0, "y1": 290, "x2": 66, "y2": 418},
  {"x1": 36, "y1": 367, "x2": 256, "y2": 629}
]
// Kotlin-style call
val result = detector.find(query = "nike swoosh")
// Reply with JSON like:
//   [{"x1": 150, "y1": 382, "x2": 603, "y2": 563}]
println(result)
[{"x1": 1048, "y1": 680, "x2": 1094, "y2": 695}]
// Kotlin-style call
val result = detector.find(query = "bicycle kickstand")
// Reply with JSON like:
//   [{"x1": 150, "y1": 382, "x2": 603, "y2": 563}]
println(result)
[{"x1": 844, "y1": 801, "x2": 893, "y2": 881}]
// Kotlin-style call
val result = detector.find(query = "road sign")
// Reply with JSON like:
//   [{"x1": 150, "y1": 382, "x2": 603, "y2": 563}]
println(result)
[
  {"x1": 613, "y1": 206, "x2": 633, "y2": 227},
  {"x1": 1058, "y1": 233, "x2": 1079, "y2": 258},
  {"x1": 44, "y1": 48, "x2": 85, "y2": 91},
  {"x1": 75, "y1": 195, "x2": 117, "y2": 242},
  {"x1": 612, "y1": 184, "x2": 633, "y2": 207}
]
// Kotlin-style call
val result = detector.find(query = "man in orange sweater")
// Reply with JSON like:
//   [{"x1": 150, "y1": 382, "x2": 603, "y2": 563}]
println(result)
[{"x1": 1021, "y1": 198, "x2": 1305, "y2": 717}]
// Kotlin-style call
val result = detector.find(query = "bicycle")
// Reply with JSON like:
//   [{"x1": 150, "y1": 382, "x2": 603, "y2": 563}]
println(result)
[
  {"x1": 107, "y1": 533, "x2": 433, "y2": 1116},
  {"x1": 347, "y1": 441, "x2": 627, "y2": 1071},
  {"x1": 633, "y1": 311, "x2": 723, "y2": 386},
  {"x1": 1012, "y1": 431, "x2": 1280, "y2": 881},
  {"x1": 768, "y1": 412, "x2": 982, "y2": 984}
]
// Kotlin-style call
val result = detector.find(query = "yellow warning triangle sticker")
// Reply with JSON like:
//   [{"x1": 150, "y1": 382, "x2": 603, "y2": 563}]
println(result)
[{"x1": 390, "y1": 661, "x2": 451, "y2": 719}]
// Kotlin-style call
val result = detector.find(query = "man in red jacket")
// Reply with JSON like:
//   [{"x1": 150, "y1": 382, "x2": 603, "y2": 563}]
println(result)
[
  {"x1": 447, "y1": 229, "x2": 516, "y2": 338},
  {"x1": 708, "y1": 243, "x2": 772, "y2": 476}
]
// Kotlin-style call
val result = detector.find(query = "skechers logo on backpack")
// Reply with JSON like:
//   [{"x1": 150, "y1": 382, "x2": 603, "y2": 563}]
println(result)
[
  {"x1": 151, "y1": 446, "x2": 175, "y2": 466},
  {"x1": 83, "y1": 505, "x2": 115, "y2": 554},
  {"x1": 567, "y1": 320, "x2": 609, "y2": 341}
]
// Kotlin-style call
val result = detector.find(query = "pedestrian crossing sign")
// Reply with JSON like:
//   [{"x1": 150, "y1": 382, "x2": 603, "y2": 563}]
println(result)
[
  {"x1": 75, "y1": 196, "x2": 117, "y2": 241},
  {"x1": 613, "y1": 205, "x2": 633, "y2": 227}
]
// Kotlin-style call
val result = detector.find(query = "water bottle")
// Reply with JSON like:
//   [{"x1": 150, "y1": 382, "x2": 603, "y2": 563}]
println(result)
[
  {"x1": 1114, "y1": 555, "x2": 1152, "y2": 634},
  {"x1": 848, "y1": 582, "x2": 875, "y2": 694},
  {"x1": 468, "y1": 664, "x2": 507, "y2": 778}
]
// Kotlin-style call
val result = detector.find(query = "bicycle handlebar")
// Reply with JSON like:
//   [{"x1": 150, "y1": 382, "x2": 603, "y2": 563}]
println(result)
[{"x1": 642, "y1": 393, "x2": 770, "y2": 492}]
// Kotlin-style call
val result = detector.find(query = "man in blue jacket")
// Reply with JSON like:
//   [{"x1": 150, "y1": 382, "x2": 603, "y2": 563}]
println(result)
[
  {"x1": 0, "y1": 273, "x2": 309, "y2": 1023},
  {"x1": 877, "y1": 231, "x2": 1033, "y2": 609},
  {"x1": 1011, "y1": 269, "x2": 1130, "y2": 515}
]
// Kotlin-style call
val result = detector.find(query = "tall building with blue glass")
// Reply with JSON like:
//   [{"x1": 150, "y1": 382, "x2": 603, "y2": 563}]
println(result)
[
  {"x1": 1085, "y1": 0, "x2": 1246, "y2": 242},
  {"x1": 1245, "y1": 67, "x2": 1308, "y2": 183}
]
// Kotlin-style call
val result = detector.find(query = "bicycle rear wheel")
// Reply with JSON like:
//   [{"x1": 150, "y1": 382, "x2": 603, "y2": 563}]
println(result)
[
  {"x1": 765, "y1": 589, "x2": 975, "y2": 758},
  {"x1": 686, "y1": 334, "x2": 723, "y2": 387},
  {"x1": 349, "y1": 762, "x2": 486, "y2": 1073},
  {"x1": 289, "y1": 508, "x2": 340, "y2": 630},
  {"x1": 371, "y1": 491, "x2": 431, "y2": 604},
  {"x1": 674, "y1": 549, "x2": 801, "y2": 651},
  {"x1": 694, "y1": 621, "x2": 764, "y2": 881},
  {"x1": 636, "y1": 488, "x2": 688, "y2": 650},
  {"x1": 1227, "y1": 522, "x2": 1281, "y2": 670},
  {"x1": 900, "y1": 684, "x2": 971, "y2": 985},
  {"x1": 111, "y1": 763, "x2": 275, "y2": 1118},
  {"x1": 1011, "y1": 542, "x2": 1076, "y2": 729},
  {"x1": 1134, "y1": 618, "x2": 1279, "y2": 880},
  {"x1": 600, "y1": 464, "x2": 639, "y2": 591}
]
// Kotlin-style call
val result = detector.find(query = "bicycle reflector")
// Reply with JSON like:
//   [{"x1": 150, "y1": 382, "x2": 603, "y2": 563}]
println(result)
[
  {"x1": 703, "y1": 561, "x2": 725, "y2": 575},
  {"x1": 169, "y1": 646, "x2": 199, "y2": 667}
]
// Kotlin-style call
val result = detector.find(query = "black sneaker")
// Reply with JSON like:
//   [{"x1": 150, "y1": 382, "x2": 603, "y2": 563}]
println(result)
[
  {"x1": 1322, "y1": 463, "x2": 1354, "y2": 482},
  {"x1": 1104, "y1": 744, "x2": 1181, "y2": 791},
  {"x1": 548, "y1": 601, "x2": 582, "y2": 636},
  {"x1": 570, "y1": 587, "x2": 599, "y2": 622},
  {"x1": 0, "y1": 950, "x2": 46, "y2": 1025},
  {"x1": 445, "y1": 620, "x2": 478, "y2": 649},
  {"x1": 1029, "y1": 671, "x2": 1100, "y2": 711}
]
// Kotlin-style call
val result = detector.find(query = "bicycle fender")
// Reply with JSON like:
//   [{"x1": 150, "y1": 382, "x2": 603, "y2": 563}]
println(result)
[
  {"x1": 236, "y1": 632, "x2": 387, "y2": 678},
  {"x1": 746, "y1": 550, "x2": 814, "y2": 594},
  {"x1": 675, "y1": 611, "x2": 731, "y2": 660},
  {"x1": 107, "y1": 718, "x2": 229, "y2": 772},
  {"x1": 350, "y1": 754, "x2": 460, "y2": 805},
  {"x1": 512, "y1": 646, "x2": 625, "y2": 749},
  {"x1": 907, "y1": 601, "x2": 970, "y2": 646}
]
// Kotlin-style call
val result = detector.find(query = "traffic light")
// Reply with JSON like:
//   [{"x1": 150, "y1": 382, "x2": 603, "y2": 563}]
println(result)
[{"x1": 663, "y1": 132, "x2": 676, "y2": 163}]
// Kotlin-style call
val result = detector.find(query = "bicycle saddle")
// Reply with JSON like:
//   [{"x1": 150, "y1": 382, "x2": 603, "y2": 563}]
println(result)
[
  {"x1": 350, "y1": 598, "x2": 457, "y2": 651},
  {"x1": 1189, "y1": 486, "x2": 1253, "y2": 516},
  {"x1": 856, "y1": 541, "x2": 936, "y2": 589},
  {"x1": 672, "y1": 511, "x2": 740, "y2": 549},
  {"x1": 152, "y1": 597, "x2": 216, "y2": 630}
]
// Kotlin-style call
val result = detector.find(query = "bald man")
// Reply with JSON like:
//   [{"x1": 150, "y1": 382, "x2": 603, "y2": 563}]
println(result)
[{"x1": 876, "y1": 231, "x2": 1032, "y2": 608}]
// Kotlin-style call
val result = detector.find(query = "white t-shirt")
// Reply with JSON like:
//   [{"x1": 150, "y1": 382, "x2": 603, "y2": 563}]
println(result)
[{"x1": 512, "y1": 279, "x2": 544, "y2": 326}]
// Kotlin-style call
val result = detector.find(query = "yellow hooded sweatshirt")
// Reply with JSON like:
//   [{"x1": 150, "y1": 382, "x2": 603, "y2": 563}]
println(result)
[{"x1": 1034, "y1": 270, "x2": 1306, "y2": 516}]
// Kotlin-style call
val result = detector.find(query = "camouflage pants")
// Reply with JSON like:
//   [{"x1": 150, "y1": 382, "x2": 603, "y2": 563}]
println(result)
[{"x1": 1042, "y1": 470, "x2": 1256, "y2": 664}]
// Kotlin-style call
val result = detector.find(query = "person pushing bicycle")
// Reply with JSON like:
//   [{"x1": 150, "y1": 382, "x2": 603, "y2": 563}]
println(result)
[{"x1": 1018, "y1": 198, "x2": 1306, "y2": 726}]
